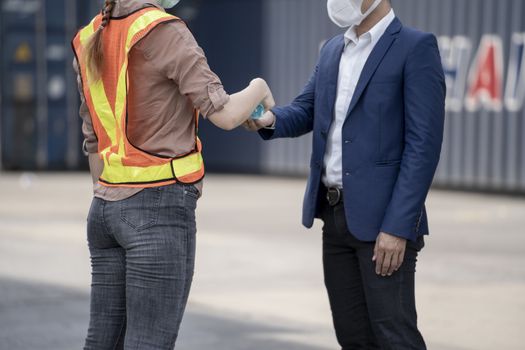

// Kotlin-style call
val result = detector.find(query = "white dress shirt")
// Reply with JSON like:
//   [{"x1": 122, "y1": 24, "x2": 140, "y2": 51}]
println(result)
[{"x1": 322, "y1": 10, "x2": 395, "y2": 188}]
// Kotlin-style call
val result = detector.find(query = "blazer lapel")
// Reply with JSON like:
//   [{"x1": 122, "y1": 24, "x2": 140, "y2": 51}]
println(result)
[
  {"x1": 322, "y1": 35, "x2": 345, "y2": 128},
  {"x1": 344, "y1": 18, "x2": 402, "y2": 120}
]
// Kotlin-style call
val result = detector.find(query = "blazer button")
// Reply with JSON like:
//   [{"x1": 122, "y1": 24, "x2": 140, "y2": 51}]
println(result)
[
  {"x1": 344, "y1": 139, "x2": 353, "y2": 144},
  {"x1": 321, "y1": 130, "x2": 327, "y2": 137}
]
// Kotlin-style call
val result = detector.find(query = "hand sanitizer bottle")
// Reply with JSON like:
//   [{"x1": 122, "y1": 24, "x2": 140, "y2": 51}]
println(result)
[{"x1": 251, "y1": 104, "x2": 265, "y2": 120}]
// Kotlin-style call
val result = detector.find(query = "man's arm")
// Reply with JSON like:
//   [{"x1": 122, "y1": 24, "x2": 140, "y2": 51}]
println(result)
[
  {"x1": 255, "y1": 64, "x2": 319, "y2": 140},
  {"x1": 374, "y1": 33, "x2": 445, "y2": 277},
  {"x1": 380, "y1": 33, "x2": 446, "y2": 239}
]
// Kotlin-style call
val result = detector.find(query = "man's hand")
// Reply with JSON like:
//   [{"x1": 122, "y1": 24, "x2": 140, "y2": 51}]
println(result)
[
  {"x1": 243, "y1": 110, "x2": 276, "y2": 131},
  {"x1": 373, "y1": 232, "x2": 407, "y2": 277}
]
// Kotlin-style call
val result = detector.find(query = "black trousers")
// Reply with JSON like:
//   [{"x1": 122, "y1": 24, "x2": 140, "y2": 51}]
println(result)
[{"x1": 321, "y1": 200, "x2": 426, "y2": 350}]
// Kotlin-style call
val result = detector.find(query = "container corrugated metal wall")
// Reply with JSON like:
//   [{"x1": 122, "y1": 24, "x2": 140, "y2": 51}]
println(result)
[
  {"x1": 260, "y1": 0, "x2": 338, "y2": 175},
  {"x1": 2, "y1": 0, "x2": 523, "y2": 194},
  {"x1": 260, "y1": 0, "x2": 525, "y2": 194},
  {"x1": 0, "y1": 0, "x2": 97, "y2": 170},
  {"x1": 395, "y1": 0, "x2": 525, "y2": 193},
  {"x1": 180, "y1": 0, "x2": 266, "y2": 174}
]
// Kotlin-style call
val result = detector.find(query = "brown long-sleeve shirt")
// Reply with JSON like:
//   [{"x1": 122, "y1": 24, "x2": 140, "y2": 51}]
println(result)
[{"x1": 74, "y1": 0, "x2": 229, "y2": 201}]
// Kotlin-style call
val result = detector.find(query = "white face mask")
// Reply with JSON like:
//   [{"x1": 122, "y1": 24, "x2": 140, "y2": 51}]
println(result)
[
  {"x1": 156, "y1": 0, "x2": 181, "y2": 9},
  {"x1": 327, "y1": 0, "x2": 382, "y2": 28}
]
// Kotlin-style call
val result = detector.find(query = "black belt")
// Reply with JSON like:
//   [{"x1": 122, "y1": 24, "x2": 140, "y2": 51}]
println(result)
[{"x1": 326, "y1": 187, "x2": 343, "y2": 207}]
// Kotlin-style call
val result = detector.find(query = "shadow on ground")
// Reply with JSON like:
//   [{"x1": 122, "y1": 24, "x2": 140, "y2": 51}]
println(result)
[{"x1": 0, "y1": 278, "x2": 329, "y2": 350}]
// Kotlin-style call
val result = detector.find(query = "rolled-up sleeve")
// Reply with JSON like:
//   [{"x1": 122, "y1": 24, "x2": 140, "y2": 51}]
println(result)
[
  {"x1": 73, "y1": 58, "x2": 98, "y2": 154},
  {"x1": 143, "y1": 21, "x2": 230, "y2": 117}
]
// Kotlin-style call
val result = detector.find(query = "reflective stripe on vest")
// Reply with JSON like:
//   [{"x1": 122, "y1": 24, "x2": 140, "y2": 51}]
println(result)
[{"x1": 72, "y1": 7, "x2": 205, "y2": 187}]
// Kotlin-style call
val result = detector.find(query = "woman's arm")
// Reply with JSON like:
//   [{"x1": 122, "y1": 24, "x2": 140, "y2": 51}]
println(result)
[
  {"x1": 244, "y1": 63, "x2": 319, "y2": 138},
  {"x1": 145, "y1": 22, "x2": 275, "y2": 131},
  {"x1": 207, "y1": 78, "x2": 274, "y2": 131},
  {"x1": 88, "y1": 153, "x2": 104, "y2": 184},
  {"x1": 73, "y1": 58, "x2": 102, "y2": 184}
]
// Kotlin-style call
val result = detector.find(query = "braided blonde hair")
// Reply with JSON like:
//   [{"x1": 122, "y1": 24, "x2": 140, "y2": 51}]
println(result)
[{"x1": 83, "y1": 0, "x2": 116, "y2": 82}]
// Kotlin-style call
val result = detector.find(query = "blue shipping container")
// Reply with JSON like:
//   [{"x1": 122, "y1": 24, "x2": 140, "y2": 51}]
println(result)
[{"x1": 0, "y1": 0, "x2": 99, "y2": 170}]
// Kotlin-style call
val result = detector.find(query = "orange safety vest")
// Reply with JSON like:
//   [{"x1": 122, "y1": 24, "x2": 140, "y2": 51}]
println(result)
[{"x1": 72, "y1": 7, "x2": 205, "y2": 188}]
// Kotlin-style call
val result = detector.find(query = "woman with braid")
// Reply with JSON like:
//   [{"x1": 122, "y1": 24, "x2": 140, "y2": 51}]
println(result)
[{"x1": 72, "y1": 0, "x2": 274, "y2": 348}]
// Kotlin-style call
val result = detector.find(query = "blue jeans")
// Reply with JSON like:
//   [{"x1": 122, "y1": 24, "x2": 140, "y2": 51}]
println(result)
[{"x1": 84, "y1": 183, "x2": 198, "y2": 350}]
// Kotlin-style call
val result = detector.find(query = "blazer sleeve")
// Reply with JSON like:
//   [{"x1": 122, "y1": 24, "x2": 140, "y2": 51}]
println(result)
[
  {"x1": 380, "y1": 33, "x2": 446, "y2": 240},
  {"x1": 258, "y1": 64, "x2": 318, "y2": 140}
]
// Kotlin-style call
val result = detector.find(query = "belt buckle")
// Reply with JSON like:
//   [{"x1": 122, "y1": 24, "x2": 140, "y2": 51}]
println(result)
[{"x1": 327, "y1": 188, "x2": 341, "y2": 207}]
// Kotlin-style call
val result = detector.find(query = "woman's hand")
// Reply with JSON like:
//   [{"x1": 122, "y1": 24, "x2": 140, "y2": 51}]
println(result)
[
  {"x1": 243, "y1": 78, "x2": 275, "y2": 131},
  {"x1": 207, "y1": 77, "x2": 275, "y2": 131},
  {"x1": 252, "y1": 78, "x2": 275, "y2": 111}
]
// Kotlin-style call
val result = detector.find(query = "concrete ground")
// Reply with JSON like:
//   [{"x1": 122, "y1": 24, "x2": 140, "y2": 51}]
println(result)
[{"x1": 0, "y1": 172, "x2": 524, "y2": 350}]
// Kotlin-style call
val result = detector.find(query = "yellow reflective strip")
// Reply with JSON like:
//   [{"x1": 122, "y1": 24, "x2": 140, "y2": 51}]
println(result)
[
  {"x1": 101, "y1": 154, "x2": 174, "y2": 183},
  {"x1": 172, "y1": 153, "x2": 204, "y2": 177},
  {"x1": 89, "y1": 78, "x2": 118, "y2": 146},
  {"x1": 101, "y1": 151, "x2": 204, "y2": 184},
  {"x1": 113, "y1": 10, "x2": 174, "y2": 155},
  {"x1": 114, "y1": 62, "x2": 128, "y2": 129},
  {"x1": 100, "y1": 149, "x2": 115, "y2": 177},
  {"x1": 100, "y1": 148, "x2": 116, "y2": 160},
  {"x1": 114, "y1": 63, "x2": 127, "y2": 123},
  {"x1": 79, "y1": 17, "x2": 97, "y2": 44},
  {"x1": 77, "y1": 16, "x2": 118, "y2": 147},
  {"x1": 114, "y1": 63, "x2": 128, "y2": 156},
  {"x1": 125, "y1": 10, "x2": 173, "y2": 51}
]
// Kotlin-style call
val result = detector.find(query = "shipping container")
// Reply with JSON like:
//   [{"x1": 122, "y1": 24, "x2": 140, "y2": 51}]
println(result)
[
  {"x1": 257, "y1": 0, "x2": 525, "y2": 194},
  {"x1": 0, "y1": 0, "x2": 98, "y2": 170},
  {"x1": 2, "y1": 0, "x2": 523, "y2": 194},
  {"x1": 394, "y1": 0, "x2": 525, "y2": 193},
  {"x1": 0, "y1": 0, "x2": 267, "y2": 173},
  {"x1": 259, "y1": 0, "x2": 339, "y2": 176},
  {"x1": 180, "y1": 0, "x2": 266, "y2": 173}
]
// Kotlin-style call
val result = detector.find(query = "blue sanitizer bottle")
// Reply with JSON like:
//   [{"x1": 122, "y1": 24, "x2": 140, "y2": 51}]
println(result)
[{"x1": 251, "y1": 104, "x2": 265, "y2": 120}]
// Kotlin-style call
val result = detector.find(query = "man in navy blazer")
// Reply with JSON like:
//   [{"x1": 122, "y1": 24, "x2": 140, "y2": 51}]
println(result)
[{"x1": 245, "y1": 0, "x2": 445, "y2": 348}]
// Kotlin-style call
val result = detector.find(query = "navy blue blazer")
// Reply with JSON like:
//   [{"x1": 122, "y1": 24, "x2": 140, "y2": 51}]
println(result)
[{"x1": 260, "y1": 18, "x2": 446, "y2": 242}]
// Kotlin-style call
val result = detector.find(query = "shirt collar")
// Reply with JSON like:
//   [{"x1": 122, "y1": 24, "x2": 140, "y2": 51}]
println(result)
[
  {"x1": 113, "y1": 0, "x2": 163, "y2": 18},
  {"x1": 344, "y1": 9, "x2": 395, "y2": 47}
]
